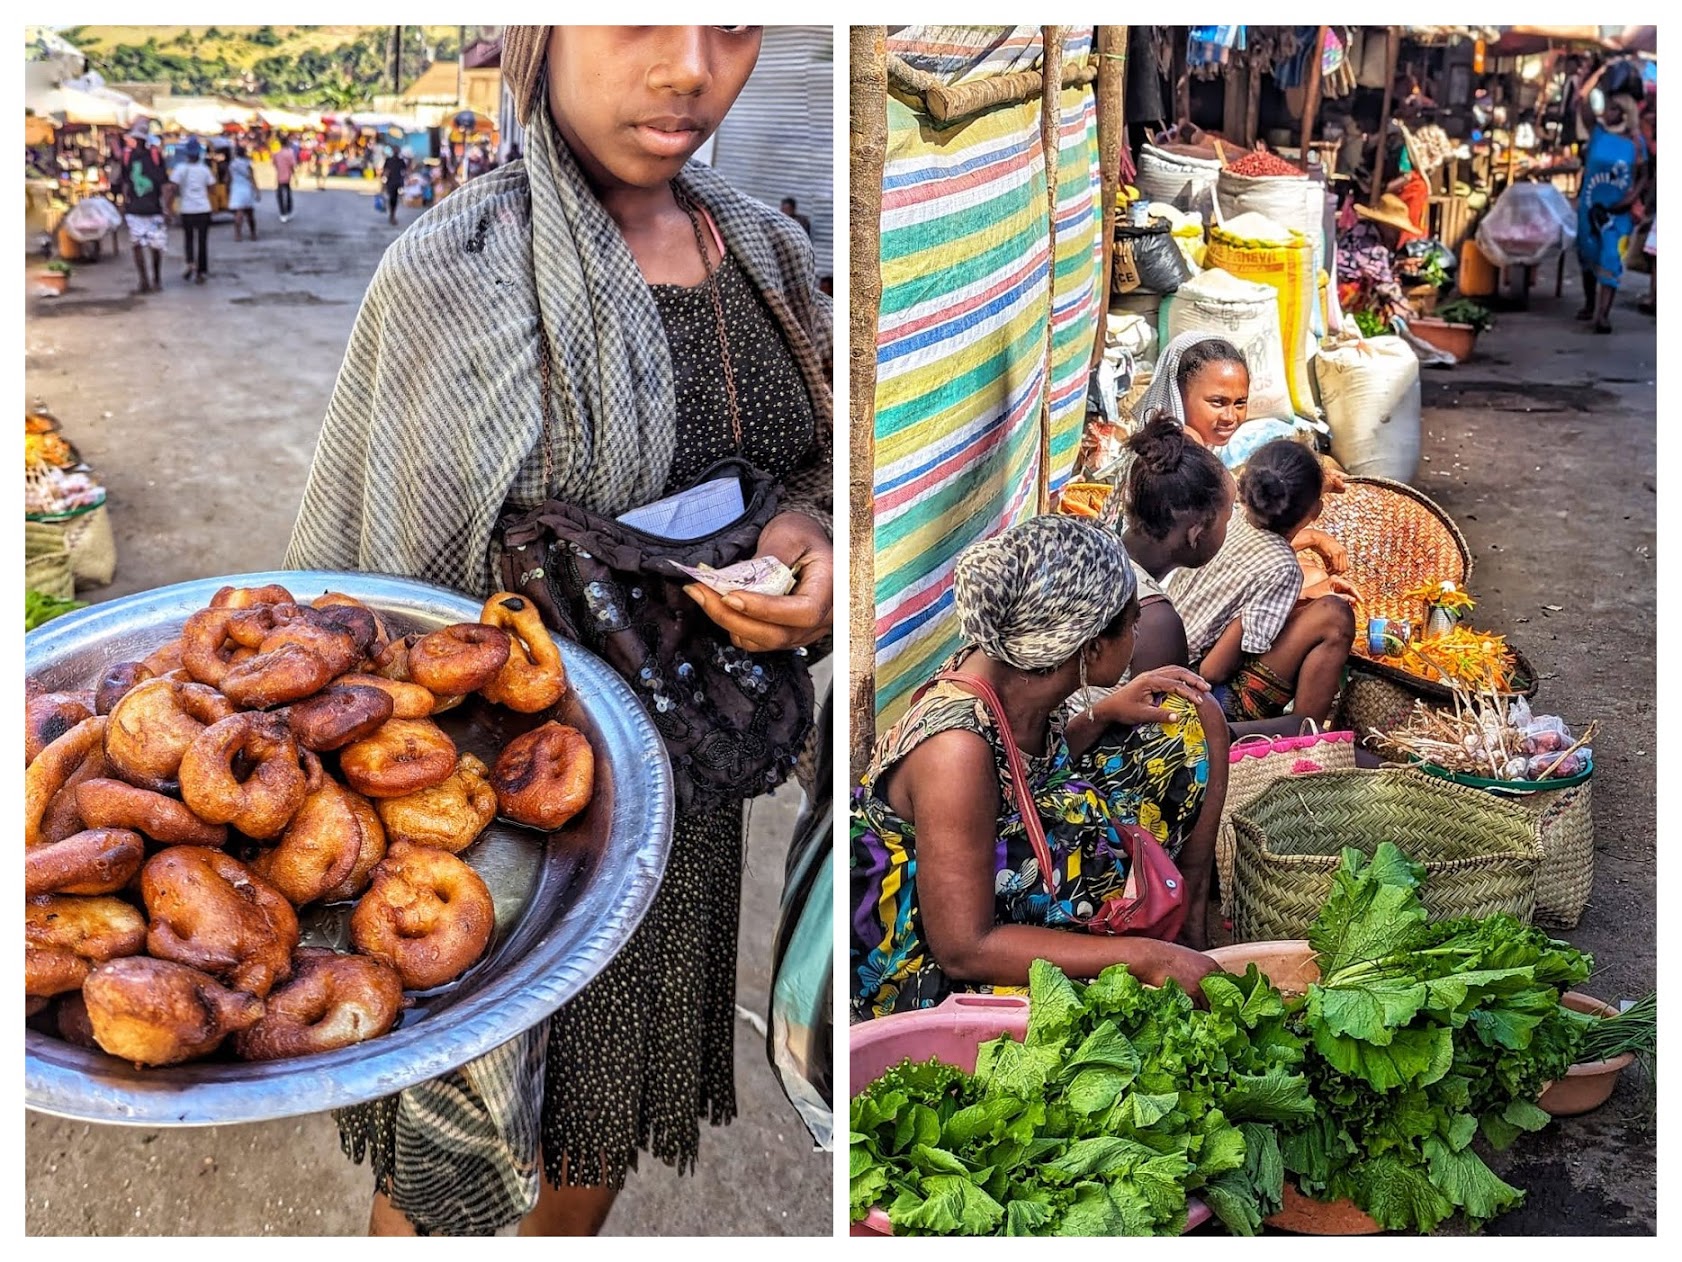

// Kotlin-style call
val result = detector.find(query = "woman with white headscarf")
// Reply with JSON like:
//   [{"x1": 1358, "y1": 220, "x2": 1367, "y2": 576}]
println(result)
[{"x1": 850, "y1": 515, "x2": 1229, "y2": 1021}]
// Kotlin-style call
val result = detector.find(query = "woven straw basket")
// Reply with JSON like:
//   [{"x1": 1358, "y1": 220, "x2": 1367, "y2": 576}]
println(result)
[
  {"x1": 25, "y1": 520, "x2": 75, "y2": 602},
  {"x1": 29, "y1": 500, "x2": 116, "y2": 589},
  {"x1": 1229, "y1": 768, "x2": 1543, "y2": 942}
]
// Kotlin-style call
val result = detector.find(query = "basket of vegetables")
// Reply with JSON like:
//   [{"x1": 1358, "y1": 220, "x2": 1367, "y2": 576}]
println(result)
[{"x1": 1228, "y1": 768, "x2": 1543, "y2": 942}]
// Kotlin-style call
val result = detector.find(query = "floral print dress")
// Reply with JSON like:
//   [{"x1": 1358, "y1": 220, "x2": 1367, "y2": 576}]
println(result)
[{"x1": 850, "y1": 660, "x2": 1210, "y2": 1020}]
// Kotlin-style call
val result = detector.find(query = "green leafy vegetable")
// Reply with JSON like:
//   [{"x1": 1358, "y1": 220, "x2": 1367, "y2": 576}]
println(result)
[{"x1": 25, "y1": 589, "x2": 86, "y2": 631}]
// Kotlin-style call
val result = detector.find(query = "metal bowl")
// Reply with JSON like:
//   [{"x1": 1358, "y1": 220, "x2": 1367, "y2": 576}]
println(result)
[{"x1": 25, "y1": 570, "x2": 674, "y2": 1126}]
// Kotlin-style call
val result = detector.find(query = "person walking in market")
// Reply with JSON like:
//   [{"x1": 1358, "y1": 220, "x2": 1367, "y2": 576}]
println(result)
[
  {"x1": 116, "y1": 121, "x2": 170, "y2": 294},
  {"x1": 1574, "y1": 61, "x2": 1651, "y2": 334},
  {"x1": 380, "y1": 145, "x2": 407, "y2": 227},
  {"x1": 284, "y1": 25, "x2": 831, "y2": 1236},
  {"x1": 273, "y1": 132, "x2": 299, "y2": 223},
  {"x1": 228, "y1": 144, "x2": 258, "y2": 242},
  {"x1": 169, "y1": 138, "x2": 216, "y2": 284}
]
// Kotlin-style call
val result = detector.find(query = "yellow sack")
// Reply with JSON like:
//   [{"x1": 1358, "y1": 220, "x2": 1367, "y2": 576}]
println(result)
[{"x1": 1206, "y1": 221, "x2": 1317, "y2": 417}]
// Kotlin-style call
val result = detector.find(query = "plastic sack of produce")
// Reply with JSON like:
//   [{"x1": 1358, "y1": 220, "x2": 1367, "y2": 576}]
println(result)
[
  {"x1": 1134, "y1": 143, "x2": 1223, "y2": 217},
  {"x1": 62, "y1": 195, "x2": 123, "y2": 243},
  {"x1": 1105, "y1": 308, "x2": 1157, "y2": 364},
  {"x1": 1163, "y1": 267, "x2": 1294, "y2": 420},
  {"x1": 1312, "y1": 333, "x2": 1422, "y2": 481},
  {"x1": 1474, "y1": 182, "x2": 1577, "y2": 269},
  {"x1": 1112, "y1": 218, "x2": 1193, "y2": 295},
  {"x1": 1205, "y1": 213, "x2": 1319, "y2": 416},
  {"x1": 1216, "y1": 158, "x2": 1334, "y2": 339}
]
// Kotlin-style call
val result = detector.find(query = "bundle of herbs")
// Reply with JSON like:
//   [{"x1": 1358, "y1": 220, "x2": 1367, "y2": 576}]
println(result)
[{"x1": 851, "y1": 844, "x2": 1598, "y2": 1236}]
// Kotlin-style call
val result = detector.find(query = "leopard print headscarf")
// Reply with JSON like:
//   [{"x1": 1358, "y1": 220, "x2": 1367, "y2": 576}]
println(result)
[{"x1": 954, "y1": 515, "x2": 1136, "y2": 672}]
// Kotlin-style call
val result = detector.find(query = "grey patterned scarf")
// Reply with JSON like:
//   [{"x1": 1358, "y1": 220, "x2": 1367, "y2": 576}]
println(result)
[
  {"x1": 954, "y1": 515, "x2": 1136, "y2": 672},
  {"x1": 285, "y1": 109, "x2": 831, "y2": 596}
]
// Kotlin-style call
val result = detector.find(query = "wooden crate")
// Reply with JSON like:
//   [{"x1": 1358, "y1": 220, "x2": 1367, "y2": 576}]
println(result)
[{"x1": 1429, "y1": 194, "x2": 1472, "y2": 251}]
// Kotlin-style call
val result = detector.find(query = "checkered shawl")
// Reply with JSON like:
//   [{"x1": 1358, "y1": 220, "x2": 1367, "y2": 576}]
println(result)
[{"x1": 285, "y1": 109, "x2": 832, "y2": 597}]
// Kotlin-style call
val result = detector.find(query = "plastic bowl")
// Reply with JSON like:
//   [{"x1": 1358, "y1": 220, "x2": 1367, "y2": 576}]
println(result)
[
  {"x1": 1538, "y1": 992, "x2": 1637, "y2": 1116},
  {"x1": 850, "y1": 993, "x2": 1212, "y2": 1236}
]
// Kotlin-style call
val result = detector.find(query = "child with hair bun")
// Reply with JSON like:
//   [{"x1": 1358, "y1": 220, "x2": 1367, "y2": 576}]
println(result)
[{"x1": 1165, "y1": 439, "x2": 1355, "y2": 726}]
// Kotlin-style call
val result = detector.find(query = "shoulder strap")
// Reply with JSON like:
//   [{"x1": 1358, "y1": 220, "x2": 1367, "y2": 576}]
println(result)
[{"x1": 933, "y1": 670, "x2": 1058, "y2": 896}]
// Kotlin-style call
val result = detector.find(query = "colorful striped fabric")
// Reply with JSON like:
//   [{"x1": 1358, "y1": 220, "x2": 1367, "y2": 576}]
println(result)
[{"x1": 872, "y1": 27, "x2": 1104, "y2": 728}]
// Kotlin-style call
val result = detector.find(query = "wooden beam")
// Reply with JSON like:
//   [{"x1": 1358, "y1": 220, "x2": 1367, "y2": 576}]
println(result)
[
  {"x1": 1224, "y1": 62, "x2": 1249, "y2": 142},
  {"x1": 848, "y1": 26, "x2": 888, "y2": 781},
  {"x1": 1094, "y1": 25, "x2": 1127, "y2": 368},
  {"x1": 1172, "y1": 27, "x2": 1191, "y2": 124},
  {"x1": 1038, "y1": 24, "x2": 1064, "y2": 515},
  {"x1": 1244, "y1": 49, "x2": 1263, "y2": 147},
  {"x1": 1300, "y1": 25, "x2": 1328, "y2": 153},
  {"x1": 1371, "y1": 27, "x2": 1400, "y2": 204}
]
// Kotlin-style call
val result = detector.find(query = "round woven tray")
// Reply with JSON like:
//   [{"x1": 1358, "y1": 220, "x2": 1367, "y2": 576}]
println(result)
[
  {"x1": 1229, "y1": 768, "x2": 1543, "y2": 942},
  {"x1": 1310, "y1": 473, "x2": 1471, "y2": 629}
]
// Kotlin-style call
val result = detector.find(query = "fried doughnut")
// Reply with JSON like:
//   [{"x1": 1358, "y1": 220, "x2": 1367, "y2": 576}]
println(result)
[
  {"x1": 492, "y1": 722, "x2": 595, "y2": 831},
  {"x1": 25, "y1": 828, "x2": 146, "y2": 897},
  {"x1": 25, "y1": 692, "x2": 95, "y2": 765},
  {"x1": 375, "y1": 753, "x2": 498, "y2": 854},
  {"x1": 251, "y1": 754, "x2": 384, "y2": 906},
  {"x1": 25, "y1": 715, "x2": 107, "y2": 848},
  {"x1": 307, "y1": 603, "x2": 381, "y2": 660},
  {"x1": 335, "y1": 673, "x2": 436, "y2": 719},
  {"x1": 408, "y1": 624, "x2": 512, "y2": 697},
  {"x1": 74, "y1": 777, "x2": 229, "y2": 848},
  {"x1": 56, "y1": 990, "x2": 98, "y2": 1049},
  {"x1": 260, "y1": 612, "x2": 363, "y2": 674},
  {"x1": 225, "y1": 602, "x2": 298, "y2": 649},
  {"x1": 178, "y1": 712, "x2": 309, "y2": 839},
  {"x1": 83, "y1": 957, "x2": 265, "y2": 1067},
  {"x1": 233, "y1": 948, "x2": 404, "y2": 1061},
  {"x1": 142, "y1": 848, "x2": 299, "y2": 997},
  {"x1": 219, "y1": 641, "x2": 340, "y2": 710},
  {"x1": 25, "y1": 894, "x2": 148, "y2": 997},
  {"x1": 287, "y1": 684, "x2": 396, "y2": 752},
  {"x1": 38, "y1": 740, "x2": 108, "y2": 846},
  {"x1": 350, "y1": 842, "x2": 495, "y2": 990},
  {"x1": 479, "y1": 593, "x2": 568, "y2": 713},
  {"x1": 104, "y1": 677, "x2": 238, "y2": 795},
  {"x1": 141, "y1": 637, "x2": 187, "y2": 675},
  {"x1": 210, "y1": 583, "x2": 297, "y2": 610},
  {"x1": 313, "y1": 592, "x2": 392, "y2": 655},
  {"x1": 372, "y1": 634, "x2": 417, "y2": 682},
  {"x1": 94, "y1": 662, "x2": 157, "y2": 716},
  {"x1": 180, "y1": 607, "x2": 246, "y2": 686},
  {"x1": 340, "y1": 719, "x2": 457, "y2": 799}
]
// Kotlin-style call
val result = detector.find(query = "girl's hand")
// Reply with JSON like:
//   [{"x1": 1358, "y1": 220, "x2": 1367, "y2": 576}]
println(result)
[
  {"x1": 683, "y1": 512, "x2": 833, "y2": 652},
  {"x1": 1097, "y1": 666, "x2": 1211, "y2": 726},
  {"x1": 1320, "y1": 457, "x2": 1349, "y2": 495}
]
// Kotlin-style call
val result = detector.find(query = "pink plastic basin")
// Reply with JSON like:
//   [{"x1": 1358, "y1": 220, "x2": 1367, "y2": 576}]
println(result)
[{"x1": 850, "y1": 993, "x2": 1213, "y2": 1236}]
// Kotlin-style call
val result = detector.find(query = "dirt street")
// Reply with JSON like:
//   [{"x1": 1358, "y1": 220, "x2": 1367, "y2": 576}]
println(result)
[
  {"x1": 23, "y1": 180, "x2": 832, "y2": 1237},
  {"x1": 1410, "y1": 277, "x2": 1655, "y2": 1235}
]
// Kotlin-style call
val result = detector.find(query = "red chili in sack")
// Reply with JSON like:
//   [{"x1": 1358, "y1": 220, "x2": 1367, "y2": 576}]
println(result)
[{"x1": 1227, "y1": 149, "x2": 1305, "y2": 178}]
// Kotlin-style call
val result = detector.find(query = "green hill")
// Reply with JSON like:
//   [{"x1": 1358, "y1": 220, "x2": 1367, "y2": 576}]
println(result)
[{"x1": 60, "y1": 25, "x2": 463, "y2": 107}]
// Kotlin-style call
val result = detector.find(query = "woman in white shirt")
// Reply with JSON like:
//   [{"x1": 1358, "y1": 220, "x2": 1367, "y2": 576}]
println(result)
[{"x1": 170, "y1": 137, "x2": 216, "y2": 283}]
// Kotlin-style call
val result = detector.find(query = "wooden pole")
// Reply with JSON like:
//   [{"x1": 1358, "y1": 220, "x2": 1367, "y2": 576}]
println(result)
[
  {"x1": 1094, "y1": 26, "x2": 1127, "y2": 368},
  {"x1": 849, "y1": 26, "x2": 888, "y2": 782},
  {"x1": 1244, "y1": 51, "x2": 1263, "y2": 147},
  {"x1": 1172, "y1": 28, "x2": 1191, "y2": 126},
  {"x1": 1038, "y1": 25, "x2": 1064, "y2": 515},
  {"x1": 1300, "y1": 25, "x2": 1329, "y2": 154},
  {"x1": 1371, "y1": 27, "x2": 1400, "y2": 205}
]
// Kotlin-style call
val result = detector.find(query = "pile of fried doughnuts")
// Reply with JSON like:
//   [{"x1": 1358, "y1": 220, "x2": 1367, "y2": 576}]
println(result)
[{"x1": 24, "y1": 585, "x2": 593, "y2": 1069}]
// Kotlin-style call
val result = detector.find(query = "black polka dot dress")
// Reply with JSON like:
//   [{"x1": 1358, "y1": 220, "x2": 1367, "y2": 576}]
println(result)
[{"x1": 333, "y1": 247, "x2": 817, "y2": 1234}]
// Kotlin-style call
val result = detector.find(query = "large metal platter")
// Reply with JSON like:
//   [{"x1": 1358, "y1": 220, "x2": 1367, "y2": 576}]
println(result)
[{"x1": 24, "y1": 570, "x2": 674, "y2": 1126}]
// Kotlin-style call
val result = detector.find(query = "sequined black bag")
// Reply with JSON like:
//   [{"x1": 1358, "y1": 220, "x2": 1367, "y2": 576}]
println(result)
[{"x1": 495, "y1": 458, "x2": 814, "y2": 816}]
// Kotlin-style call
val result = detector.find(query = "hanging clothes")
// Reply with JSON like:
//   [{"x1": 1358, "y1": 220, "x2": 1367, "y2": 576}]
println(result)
[{"x1": 1127, "y1": 25, "x2": 1169, "y2": 125}]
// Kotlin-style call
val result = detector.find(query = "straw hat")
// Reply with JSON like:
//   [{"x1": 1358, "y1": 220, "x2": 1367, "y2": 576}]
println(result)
[
  {"x1": 1356, "y1": 193, "x2": 1422, "y2": 237},
  {"x1": 126, "y1": 118, "x2": 155, "y2": 143}
]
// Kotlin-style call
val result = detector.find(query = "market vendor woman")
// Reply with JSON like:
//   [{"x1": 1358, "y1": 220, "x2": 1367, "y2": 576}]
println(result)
[
  {"x1": 286, "y1": 26, "x2": 831, "y2": 1236},
  {"x1": 851, "y1": 516, "x2": 1228, "y2": 1021}
]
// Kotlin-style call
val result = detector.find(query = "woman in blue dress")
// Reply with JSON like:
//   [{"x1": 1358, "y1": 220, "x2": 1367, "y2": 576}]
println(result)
[{"x1": 1575, "y1": 63, "x2": 1652, "y2": 334}]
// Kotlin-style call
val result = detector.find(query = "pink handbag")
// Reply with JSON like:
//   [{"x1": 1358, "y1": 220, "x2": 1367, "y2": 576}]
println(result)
[{"x1": 934, "y1": 670, "x2": 1188, "y2": 942}]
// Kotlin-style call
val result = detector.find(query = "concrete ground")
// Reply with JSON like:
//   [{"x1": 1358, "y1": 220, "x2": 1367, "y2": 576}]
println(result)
[{"x1": 23, "y1": 179, "x2": 832, "y2": 1236}]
